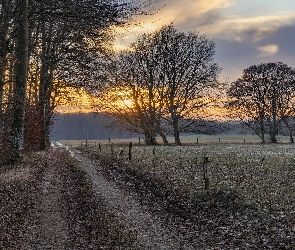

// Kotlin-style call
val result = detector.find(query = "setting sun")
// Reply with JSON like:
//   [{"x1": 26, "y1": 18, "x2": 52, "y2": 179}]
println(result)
[{"x1": 122, "y1": 99, "x2": 133, "y2": 107}]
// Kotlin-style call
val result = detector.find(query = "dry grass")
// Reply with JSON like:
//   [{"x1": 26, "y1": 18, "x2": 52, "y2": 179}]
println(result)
[{"x1": 79, "y1": 142, "x2": 295, "y2": 248}]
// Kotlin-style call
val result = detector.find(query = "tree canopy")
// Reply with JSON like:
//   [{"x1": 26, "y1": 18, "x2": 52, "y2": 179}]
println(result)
[
  {"x1": 228, "y1": 62, "x2": 295, "y2": 143},
  {"x1": 0, "y1": 0, "x2": 153, "y2": 162},
  {"x1": 98, "y1": 24, "x2": 221, "y2": 145}
]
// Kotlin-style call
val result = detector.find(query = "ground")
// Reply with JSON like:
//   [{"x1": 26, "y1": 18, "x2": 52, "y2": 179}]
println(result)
[{"x1": 0, "y1": 143, "x2": 294, "y2": 249}]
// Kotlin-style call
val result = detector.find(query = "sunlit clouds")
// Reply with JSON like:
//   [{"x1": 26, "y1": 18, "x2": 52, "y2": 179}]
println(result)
[
  {"x1": 211, "y1": 12, "x2": 295, "y2": 42},
  {"x1": 258, "y1": 44, "x2": 279, "y2": 57},
  {"x1": 113, "y1": 0, "x2": 295, "y2": 81},
  {"x1": 115, "y1": 0, "x2": 295, "y2": 44}
]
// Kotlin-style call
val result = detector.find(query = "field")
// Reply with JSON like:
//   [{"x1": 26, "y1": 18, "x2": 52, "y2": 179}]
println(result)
[
  {"x1": 78, "y1": 142, "x2": 295, "y2": 210},
  {"x1": 2, "y1": 138, "x2": 291, "y2": 248},
  {"x1": 60, "y1": 133, "x2": 293, "y2": 147},
  {"x1": 74, "y1": 138, "x2": 295, "y2": 246}
]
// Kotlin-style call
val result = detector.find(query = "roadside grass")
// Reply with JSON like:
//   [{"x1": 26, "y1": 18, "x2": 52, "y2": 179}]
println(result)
[
  {"x1": 78, "y1": 142, "x2": 295, "y2": 247},
  {"x1": 0, "y1": 152, "x2": 45, "y2": 249}
]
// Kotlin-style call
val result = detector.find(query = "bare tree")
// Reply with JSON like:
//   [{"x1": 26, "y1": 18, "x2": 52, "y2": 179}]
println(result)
[
  {"x1": 228, "y1": 62, "x2": 295, "y2": 143},
  {"x1": 99, "y1": 46, "x2": 166, "y2": 145},
  {"x1": 0, "y1": 0, "x2": 153, "y2": 162},
  {"x1": 154, "y1": 25, "x2": 221, "y2": 145},
  {"x1": 98, "y1": 25, "x2": 221, "y2": 145},
  {"x1": 10, "y1": 0, "x2": 28, "y2": 159},
  {"x1": 26, "y1": 0, "x2": 151, "y2": 150},
  {"x1": 0, "y1": 0, "x2": 14, "y2": 110}
]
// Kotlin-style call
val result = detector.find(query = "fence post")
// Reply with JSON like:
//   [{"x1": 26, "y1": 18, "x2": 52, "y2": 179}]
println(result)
[
  {"x1": 203, "y1": 156, "x2": 210, "y2": 190},
  {"x1": 111, "y1": 143, "x2": 114, "y2": 156},
  {"x1": 99, "y1": 143, "x2": 101, "y2": 152},
  {"x1": 129, "y1": 142, "x2": 132, "y2": 161}
]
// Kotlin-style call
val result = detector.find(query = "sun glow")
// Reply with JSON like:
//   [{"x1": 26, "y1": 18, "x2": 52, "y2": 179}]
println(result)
[{"x1": 122, "y1": 99, "x2": 133, "y2": 107}]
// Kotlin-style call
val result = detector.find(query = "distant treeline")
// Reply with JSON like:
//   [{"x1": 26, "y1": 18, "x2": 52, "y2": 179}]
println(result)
[
  {"x1": 50, "y1": 113, "x2": 139, "y2": 140},
  {"x1": 49, "y1": 112, "x2": 254, "y2": 141}
]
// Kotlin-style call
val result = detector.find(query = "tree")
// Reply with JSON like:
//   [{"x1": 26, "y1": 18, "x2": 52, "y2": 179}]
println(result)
[
  {"x1": 0, "y1": 0, "x2": 14, "y2": 110},
  {"x1": 31, "y1": 0, "x2": 158, "y2": 150},
  {"x1": 99, "y1": 25, "x2": 221, "y2": 145},
  {"x1": 0, "y1": 0, "x2": 154, "y2": 161},
  {"x1": 99, "y1": 46, "x2": 166, "y2": 145},
  {"x1": 26, "y1": 0, "x2": 136, "y2": 150},
  {"x1": 227, "y1": 62, "x2": 295, "y2": 143},
  {"x1": 153, "y1": 25, "x2": 221, "y2": 145},
  {"x1": 10, "y1": 0, "x2": 28, "y2": 159}
]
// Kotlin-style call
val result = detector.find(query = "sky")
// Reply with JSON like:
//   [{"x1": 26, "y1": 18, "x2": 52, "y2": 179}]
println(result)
[{"x1": 115, "y1": 0, "x2": 295, "y2": 82}]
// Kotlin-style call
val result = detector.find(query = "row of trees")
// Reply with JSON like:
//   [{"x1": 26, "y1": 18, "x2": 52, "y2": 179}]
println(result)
[
  {"x1": 1, "y1": 0, "x2": 295, "y2": 161},
  {"x1": 0, "y1": 0, "x2": 150, "y2": 162},
  {"x1": 94, "y1": 26, "x2": 295, "y2": 145}
]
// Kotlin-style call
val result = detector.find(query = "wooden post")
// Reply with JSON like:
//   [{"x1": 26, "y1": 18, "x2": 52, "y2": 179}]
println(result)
[
  {"x1": 81, "y1": 141, "x2": 83, "y2": 147},
  {"x1": 109, "y1": 138, "x2": 110, "y2": 143},
  {"x1": 85, "y1": 140, "x2": 88, "y2": 147},
  {"x1": 129, "y1": 142, "x2": 132, "y2": 161},
  {"x1": 111, "y1": 143, "x2": 114, "y2": 155},
  {"x1": 197, "y1": 138, "x2": 198, "y2": 144},
  {"x1": 138, "y1": 137, "x2": 141, "y2": 144},
  {"x1": 203, "y1": 156, "x2": 210, "y2": 190},
  {"x1": 219, "y1": 138, "x2": 221, "y2": 143},
  {"x1": 153, "y1": 147, "x2": 155, "y2": 156},
  {"x1": 98, "y1": 143, "x2": 101, "y2": 152}
]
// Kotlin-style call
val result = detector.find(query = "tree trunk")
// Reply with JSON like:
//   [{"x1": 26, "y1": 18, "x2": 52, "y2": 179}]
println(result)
[
  {"x1": 39, "y1": 20, "x2": 54, "y2": 150},
  {"x1": 260, "y1": 125, "x2": 265, "y2": 143},
  {"x1": 144, "y1": 130, "x2": 157, "y2": 145},
  {"x1": 172, "y1": 114, "x2": 181, "y2": 145},
  {"x1": 269, "y1": 129, "x2": 277, "y2": 143},
  {"x1": 270, "y1": 100, "x2": 278, "y2": 143},
  {"x1": 0, "y1": 0, "x2": 10, "y2": 111},
  {"x1": 283, "y1": 119, "x2": 294, "y2": 143},
  {"x1": 259, "y1": 111, "x2": 265, "y2": 143},
  {"x1": 0, "y1": 87, "x2": 3, "y2": 112},
  {"x1": 159, "y1": 131, "x2": 169, "y2": 145},
  {"x1": 10, "y1": 0, "x2": 28, "y2": 159}
]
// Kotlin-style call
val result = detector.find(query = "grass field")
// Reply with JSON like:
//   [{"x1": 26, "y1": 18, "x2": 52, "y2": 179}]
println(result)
[
  {"x1": 60, "y1": 134, "x2": 293, "y2": 147},
  {"x1": 72, "y1": 140, "x2": 295, "y2": 233}
]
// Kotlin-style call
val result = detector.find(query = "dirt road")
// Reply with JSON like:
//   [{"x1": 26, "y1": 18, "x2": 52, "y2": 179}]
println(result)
[{"x1": 72, "y1": 149, "x2": 197, "y2": 249}]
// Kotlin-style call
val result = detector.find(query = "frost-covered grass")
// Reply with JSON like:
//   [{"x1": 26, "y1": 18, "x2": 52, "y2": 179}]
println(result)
[
  {"x1": 81, "y1": 142, "x2": 295, "y2": 227},
  {"x1": 60, "y1": 134, "x2": 292, "y2": 146}
]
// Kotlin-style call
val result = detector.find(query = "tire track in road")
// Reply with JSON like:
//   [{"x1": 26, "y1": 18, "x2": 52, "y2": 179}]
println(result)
[{"x1": 24, "y1": 158, "x2": 70, "y2": 250}]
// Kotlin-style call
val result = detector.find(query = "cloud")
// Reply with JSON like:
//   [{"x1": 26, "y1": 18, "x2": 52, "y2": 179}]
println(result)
[
  {"x1": 159, "y1": 0, "x2": 235, "y2": 26},
  {"x1": 115, "y1": 0, "x2": 237, "y2": 47},
  {"x1": 205, "y1": 12, "x2": 295, "y2": 42},
  {"x1": 122, "y1": 0, "x2": 236, "y2": 33},
  {"x1": 114, "y1": 0, "x2": 295, "y2": 82},
  {"x1": 214, "y1": 24, "x2": 295, "y2": 82},
  {"x1": 258, "y1": 24, "x2": 295, "y2": 66},
  {"x1": 258, "y1": 44, "x2": 279, "y2": 57}
]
